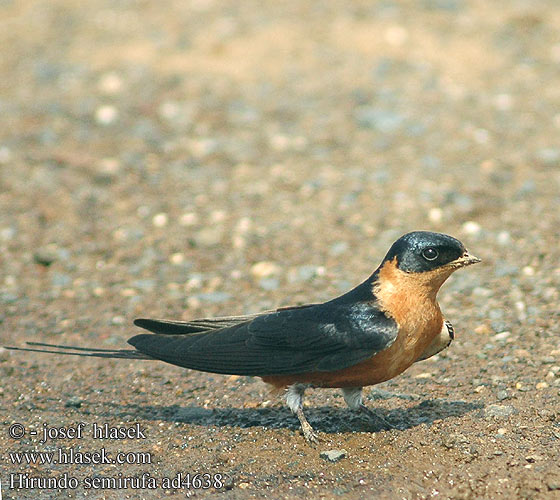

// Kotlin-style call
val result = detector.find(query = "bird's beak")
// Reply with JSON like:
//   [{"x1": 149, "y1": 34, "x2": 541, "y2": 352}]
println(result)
[{"x1": 450, "y1": 251, "x2": 481, "y2": 268}]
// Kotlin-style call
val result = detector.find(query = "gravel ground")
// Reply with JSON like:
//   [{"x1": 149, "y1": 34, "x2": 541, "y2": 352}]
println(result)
[{"x1": 1, "y1": 0, "x2": 560, "y2": 498}]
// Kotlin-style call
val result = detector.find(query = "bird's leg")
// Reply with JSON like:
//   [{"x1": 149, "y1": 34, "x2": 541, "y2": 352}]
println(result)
[
  {"x1": 341, "y1": 387, "x2": 396, "y2": 430},
  {"x1": 286, "y1": 384, "x2": 319, "y2": 443}
]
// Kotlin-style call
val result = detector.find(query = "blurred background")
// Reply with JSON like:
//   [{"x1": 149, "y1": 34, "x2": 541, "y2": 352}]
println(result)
[
  {"x1": 2, "y1": 0, "x2": 558, "y2": 332},
  {"x1": 1, "y1": 1, "x2": 560, "y2": 497}
]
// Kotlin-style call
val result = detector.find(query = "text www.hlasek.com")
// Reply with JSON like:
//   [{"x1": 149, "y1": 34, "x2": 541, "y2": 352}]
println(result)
[{"x1": 9, "y1": 447, "x2": 151, "y2": 465}]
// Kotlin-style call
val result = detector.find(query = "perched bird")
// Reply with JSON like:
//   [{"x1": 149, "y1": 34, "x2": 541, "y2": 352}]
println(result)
[{"x1": 8, "y1": 231, "x2": 480, "y2": 442}]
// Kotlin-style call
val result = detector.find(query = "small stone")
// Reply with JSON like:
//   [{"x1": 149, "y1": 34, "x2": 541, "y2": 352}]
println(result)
[
  {"x1": 238, "y1": 482, "x2": 250, "y2": 489},
  {"x1": 475, "y1": 325, "x2": 493, "y2": 335},
  {"x1": 384, "y1": 25, "x2": 408, "y2": 46},
  {"x1": 34, "y1": 247, "x2": 59, "y2": 267},
  {"x1": 496, "y1": 231, "x2": 511, "y2": 246},
  {"x1": 497, "y1": 390, "x2": 509, "y2": 401},
  {"x1": 548, "y1": 481, "x2": 560, "y2": 491},
  {"x1": 0, "y1": 227, "x2": 15, "y2": 241},
  {"x1": 95, "y1": 105, "x2": 118, "y2": 125},
  {"x1": 98, "y1": 72, "x2": 123, "y2": 94},
  {"x1": 522, "y1": 266, "x2": 535, "y2": 276},
  {"x1": 494, "y1": 93, "x2": 513, "y2": 111},
  {"x1": 98, "y1": 157, "x2": 121, "y2": 175},
  {"x1": 170, "y1": 253, "x2": 185, "y2": 265},
  {"x1": 462, "y1": 221, "x2": 481, "y2": 235},
  {"x1": 536, "y1": 382, "x2": 549, "y2": 390},
  {"x1": 0, "y1": 146, "x2": 12, "y2": 164},
  {"x1": 483, "y1": 404, "x2": 517, "y2": 418},
  {"x1": 111, "y1": 315, "x2": 126, "y2": 325},
  {"x1": 537, "y1": 148, "x2": 560, "y2": 166},
  {"x1": 497, "y1": 428, "x2": 507, "y2": 435},
  {"x1": 258, "y1": 278, "x2": 280, "y2": 291},
  {"x1": 179, "y1": 212, "x2": 199, "y2": 226},
  {"x1": 320, "y1": 449, "x2": 347, "y2": 463},
  {"x1": 473, "y1": 128, "x2": 490, "y2": 144},
  {"x1": 194, "y1": 226, "x2": 224, "y2": 247},
  {"x1": 493, "y1": 331, "x2": 511, "y2": 341},
  {"x1": 428, "y1": 207, "x2": 443, "y2": 223},
  {"x1": 65, "y1": 398, "x2": 83, "y2": 408},
  {"x1": 250, "y1": 261, "x2": 281, "y2": 279},
  {"x1": 414, "y1": 372, "x2": 432, "y2": 379},
  {"x1": 329, "y1": 241, "x2": 349, "y2": 256},
  {"x1": 152, "y1": 213, "x2": 168, "y2": 227}
]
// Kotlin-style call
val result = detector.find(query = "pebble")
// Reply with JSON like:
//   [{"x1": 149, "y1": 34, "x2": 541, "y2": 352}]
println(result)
[
  {"x1": 0, "y1": 146, "x2": 12, "y2": 164},
  {"x1": 152, "y1": 213, "x2": 169, "y2": 228},
  {"x1": 250, "y1": 261, "x2": 281, "y2": 279},
  {"x1": 475, "y1": 324, "x2": 493, "y2": 335},
  {"x1": 536, "y1": 382, "x2": 549, "y2": 390},
  {"x1": 536, "y1": 148, "x2": 560, "y2": 166},
  {"x1": 354, "y1": 106, "x2": 405, "y2": 132},
  {"x1": 522, "y1": 266, "x2": 535, "y2": 277},
  {"x1": 496, "y1": 231, "x2": 511, "y2": 246},
  {"x1": 493, "y1": 331, "x2": 511, "y2": 341},
  {"x1": 95, "y1": 105, "x2": 119, "y2": 125},
  {"x1": 384, "y1": 25, "x2": 408, "y2": 46},
  {"x1": 65, "y1": 398, "x2": 83, "y2": 408},
  {"x1": 496, "y1": 390, "x2": 509, "y2": 401},
  {"x1": 98, "y1": 157, "x2": 121, "y2": 175},
  {"x1": 428, "y1": 207, "x2": 443, "y2": 223},
  {"x1": 179, "y1": 213, "x2": 199, "y2": 226},
  {"x1": 461, "y1": 221, "x2": 481, "y2": 235},
  {"x1": 111, "y1": 316, "x2": 126, "y2": 325},
  {"x1": 33, "y1": 247, "x2": 60, "y2": 267},
  {"x1": 0, "y1": 227, "x2": 15, "y2": 241},
  {"x1": 258, "y1": 278, "x2": 280, "y2": 291},
  {"x1": 98, "y1": 72, "x2": 123, "y2": 94},
  {"x1": 194, "y1": 226, "x2": 224, "y2": 247},
  {"x1": 329, "y1": 241, "x2": 349, "y2": 256},
  {"x1": 483, "y1": 404, "x2": 517, "y2": 418},
  {"x1": 170, "y1": 253, "x2": 185, "y2": 265},
  {"x1": 320, "y1": 449, "x2": 347, "y2": 463},
  {"x1": 494, "y1": 93, "x2": 513, "y2": 111}
]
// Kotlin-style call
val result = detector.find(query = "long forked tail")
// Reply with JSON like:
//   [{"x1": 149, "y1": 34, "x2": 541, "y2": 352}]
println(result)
[{"x1": 4, "y1": 342, "x2": 153, "y2": 360}]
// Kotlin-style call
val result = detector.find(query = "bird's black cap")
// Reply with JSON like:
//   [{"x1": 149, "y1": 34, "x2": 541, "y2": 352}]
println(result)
[{"x1": 383, "y1": 231, "x2": 477, "y2": 273}]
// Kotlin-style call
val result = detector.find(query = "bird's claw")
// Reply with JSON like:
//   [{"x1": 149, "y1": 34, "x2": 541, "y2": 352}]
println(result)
[{"x1": 301, "y1": 423, "x2": 320, "y2": 444}]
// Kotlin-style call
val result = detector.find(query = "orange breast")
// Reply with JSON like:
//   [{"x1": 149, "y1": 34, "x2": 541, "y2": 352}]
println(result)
[{"x1": 262, "y1": 259, "x2": 446, "y2": 389}]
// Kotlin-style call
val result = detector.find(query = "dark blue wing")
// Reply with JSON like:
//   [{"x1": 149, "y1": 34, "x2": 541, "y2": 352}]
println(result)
[{"x1": 129, "y1": 302, "x2": 397, "y2": 376}]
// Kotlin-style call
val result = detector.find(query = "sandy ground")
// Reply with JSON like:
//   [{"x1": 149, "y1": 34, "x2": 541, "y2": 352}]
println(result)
[{"x1": 1, "y1": 0, "x2": 560, "y2": 498}]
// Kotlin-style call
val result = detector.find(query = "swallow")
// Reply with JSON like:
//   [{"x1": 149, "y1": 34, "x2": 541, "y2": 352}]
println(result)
[{"x1": 7, "y1": 231, "x2": 480, "y2": 443}]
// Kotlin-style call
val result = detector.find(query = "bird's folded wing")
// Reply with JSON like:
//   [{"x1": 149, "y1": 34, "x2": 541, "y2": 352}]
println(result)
[
  {"x1": 133, "y1": 303, "x2": 317, "y2": 334},
  {"x1": 129, "y1": 302, "x2": 397, "y2": 376}
]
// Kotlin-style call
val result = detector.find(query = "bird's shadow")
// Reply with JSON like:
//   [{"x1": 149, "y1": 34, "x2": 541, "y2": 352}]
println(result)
[{"x1": 91, "y1": 397, "x2": 483, "y2": 435}]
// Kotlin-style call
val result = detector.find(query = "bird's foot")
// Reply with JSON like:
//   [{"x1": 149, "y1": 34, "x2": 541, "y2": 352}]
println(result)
[
  {"x1": 296, "y1": 407, "x2": 320, "y2": 444},
  {"x1": 301, "y1": 422, "x2": 320, "y2": 444}
]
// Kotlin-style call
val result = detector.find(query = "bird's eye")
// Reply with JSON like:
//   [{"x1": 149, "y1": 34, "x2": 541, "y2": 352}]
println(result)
[{"x1": 422, "y1": 247, "x2": 439, "y2": 261}]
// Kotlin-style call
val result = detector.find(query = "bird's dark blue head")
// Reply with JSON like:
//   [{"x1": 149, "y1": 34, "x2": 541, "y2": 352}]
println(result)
[{"x1": 382, "y1": 231, "x2": 480, "y2": 273}]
